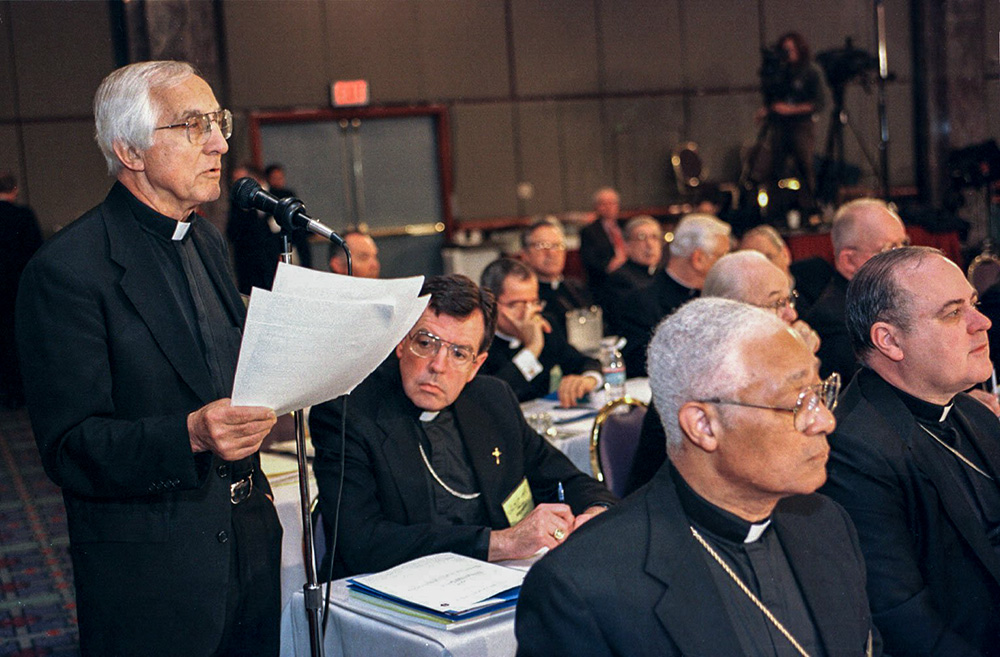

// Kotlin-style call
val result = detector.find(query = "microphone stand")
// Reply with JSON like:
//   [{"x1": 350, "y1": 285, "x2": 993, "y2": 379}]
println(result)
[{"x1": 276, "y1": 232, "x2": 324, "y2": 657}]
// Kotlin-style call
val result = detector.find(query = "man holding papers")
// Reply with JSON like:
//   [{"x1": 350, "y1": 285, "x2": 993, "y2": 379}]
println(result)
[
  {"x1": 310, "y1": 274, "x2": 616, "y2": 579},
  {"x1": 16, "y1": 62, "x2": 281, "y2": 656},
  {"x1": 516, "y1": 298, "x2": 878, "y2": 656}
]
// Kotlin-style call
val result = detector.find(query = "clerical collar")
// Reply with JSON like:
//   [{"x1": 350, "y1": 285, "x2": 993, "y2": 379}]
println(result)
[
  {"x1": 890, "y1": 382, "x2": 953, "y2": 423},
  {"x1": 420, "y1": 410, "x2": 440, "y2": 422},
  {"x1": 542, "y1": 278, "x2": 563, "y2": 290},
  {"x1": 117, "y1": 181, "x2": 195, "y2": 242},
  {"x1": 670, "y1": 464, "x2": 772, "y2": 544},
  {"x1": 665, "y1": 270, "x2": 697, "y2": 296},
  {"x1": 494, "y1": 331, "x2": 522, "y2": 349}
]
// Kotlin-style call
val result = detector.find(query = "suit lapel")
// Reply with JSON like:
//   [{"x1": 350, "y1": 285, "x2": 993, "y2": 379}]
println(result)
[
  {"x1": 190, "y1": 221, "x2": 246, "y2": 329},
  {"x1": 454, "y1": 391, "x2": 510, "y2": 527},
  {"x1": 774, "y1": 507, "x2": 858, "y2": 655},
  {"x1": 644, "y1": 468, "x2": 745, "y2": 655},
  {"x1": 102, "y1": 193, "x2": 216, "y2": 404},
  {"x1": 375, "y1": 391, "x2": 435, "y2": 524},
  {"x1": 860, "y1": 371, "x2": 1000, "y2": 584}
]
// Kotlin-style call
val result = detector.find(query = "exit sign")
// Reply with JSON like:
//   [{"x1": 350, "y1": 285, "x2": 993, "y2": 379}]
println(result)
[{"x1": 331, "y1": 80, "x2": 369, "y2": 107}]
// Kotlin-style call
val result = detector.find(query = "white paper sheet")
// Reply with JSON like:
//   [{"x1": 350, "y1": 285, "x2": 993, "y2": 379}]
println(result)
[
  {"x1": 230, "y1": 263, "x2": 428, "y2": 415},
  {"x1": 350, "y1": 553, "x2": 526, "y2": 613}
]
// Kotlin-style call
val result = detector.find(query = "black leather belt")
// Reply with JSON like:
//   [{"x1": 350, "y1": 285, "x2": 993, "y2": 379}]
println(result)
[{"x1": 230, "y1": 476, "x2": 253, "y2": 505}]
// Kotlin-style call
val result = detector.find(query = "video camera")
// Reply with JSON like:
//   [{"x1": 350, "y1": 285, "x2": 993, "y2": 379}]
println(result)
[{"x1": 815, "y1": 37, "x2": 878, "y2": 91}]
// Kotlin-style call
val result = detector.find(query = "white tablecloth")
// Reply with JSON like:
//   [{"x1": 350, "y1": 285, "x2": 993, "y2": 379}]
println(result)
[
  {"x1": 261, "y1": 451, "x2": 317, "y2": 609},
  {"x1": 279, "y1": 581, "x2": 518, "y2": 657}
]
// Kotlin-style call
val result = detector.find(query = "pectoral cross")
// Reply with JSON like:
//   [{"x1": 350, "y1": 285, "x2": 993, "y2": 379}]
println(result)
[{"x1": 491, "y1": 447, "x2": 502, "y2": 465}]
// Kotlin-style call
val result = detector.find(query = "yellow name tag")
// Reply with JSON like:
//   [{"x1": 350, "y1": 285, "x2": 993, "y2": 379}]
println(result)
[{"x1": 501, "y1": 477, "x2": 535, "y2": 526}]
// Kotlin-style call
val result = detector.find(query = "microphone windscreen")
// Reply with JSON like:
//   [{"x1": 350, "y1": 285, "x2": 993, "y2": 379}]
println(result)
[{"x1": 231, "y1": 177, "x2": 261, "y2": 210}]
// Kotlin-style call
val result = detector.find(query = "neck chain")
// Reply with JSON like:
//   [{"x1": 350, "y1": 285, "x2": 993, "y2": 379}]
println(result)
[
  {"x1": 417, "y1": 442, "x2": 481, "y2": 500},
  {"x1": 689, "y1": 526, "x2": 811, "y2": 657},
  {"x1": 918, "y1": 424, "x2": 994, "y2": 481}
]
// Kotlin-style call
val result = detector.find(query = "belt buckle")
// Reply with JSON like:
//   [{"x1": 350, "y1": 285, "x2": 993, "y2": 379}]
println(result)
[{"x1": 230, "y1": 477, "x2": 252, "y2": 505}]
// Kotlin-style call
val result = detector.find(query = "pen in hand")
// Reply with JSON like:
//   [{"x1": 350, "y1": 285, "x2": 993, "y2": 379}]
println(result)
[{"x1": 557, "y1": 481, "x2": 565, "y2": 503}]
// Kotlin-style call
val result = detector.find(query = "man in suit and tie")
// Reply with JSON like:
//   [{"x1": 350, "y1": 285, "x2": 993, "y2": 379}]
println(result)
[
  {"x1": 821, "y1": 246, "x2": 1000, "y2": 656},
  {"x1": 516, "y1": 297, "x2": 878, "y2": 657},
  {"x1": 17, "y1": 61, "x2": 281, "y2": 656},
  {"x1": 309, "y1": 274, "x2": 615, "y2": 580},
  {"x1": 520, "y1": 217, "x2": 593, "y2": 335}
]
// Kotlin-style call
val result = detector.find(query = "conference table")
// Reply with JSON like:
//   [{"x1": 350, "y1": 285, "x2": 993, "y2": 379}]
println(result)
[{"x1": 271, "y1": 378, "x2": 651, "y2": 657}]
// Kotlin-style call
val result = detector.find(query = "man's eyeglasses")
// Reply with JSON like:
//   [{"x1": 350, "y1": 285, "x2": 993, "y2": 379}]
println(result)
[
  {"x1": 407, "y1": 329, "x2": 477, "y2": 367},
  {"x1": 696, "y1": 372, "x2": 840, "y2": 433},
  {"x1": 499, "y1": 299, "x2": 546, "y2": 312},
  {"x1": 155, "y1": 109, "x2": 233, "y2": 145},
  {"x1": 628, "y1": 232, "x2": 663, "y2": 243},
  {"x1": 756, "y1": 289, "x2": 798, "y2": 314},
  {"x1": 877, "y1": 237, "x2": 911, "y2": 254},
  {"x1": 526, "y1": 241, "x2": 566, "y2": 252}
]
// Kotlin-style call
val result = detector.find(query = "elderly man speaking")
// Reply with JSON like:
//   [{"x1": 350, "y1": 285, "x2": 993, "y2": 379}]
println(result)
[{"x1": 516, "y1": 298, "x2": 879, "y2": 657}]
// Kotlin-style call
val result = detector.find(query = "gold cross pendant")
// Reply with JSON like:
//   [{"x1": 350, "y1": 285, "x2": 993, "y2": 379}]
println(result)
[{"x1": 491, "y1": 447, "x2": 502, "y2": 465}]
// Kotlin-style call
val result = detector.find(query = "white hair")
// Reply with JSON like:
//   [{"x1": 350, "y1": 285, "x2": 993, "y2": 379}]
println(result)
[
  {"x1": 830, "y1": 198, "x2": 898, "y2": 255},
  {"x1": 94, "y1": 61, "x2": 195, "y2": 175},
  {"x1": 669, "y1": 213, "x2": 731, "y2": 259},
  {"x1": 647, "y1": 297, "x2": 787, "y2": 450},
  {"x1": 702, "y1": 250, "x2": 772, "y2": 300}
]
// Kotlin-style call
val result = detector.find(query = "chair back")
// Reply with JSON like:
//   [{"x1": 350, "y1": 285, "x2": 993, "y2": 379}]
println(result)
[
  {"x1": 968, "y1": 251, "x2": 1000, "y2": 295},
  {"x1": 590, "y1": 397, "x2": 648, "y2": 498}
]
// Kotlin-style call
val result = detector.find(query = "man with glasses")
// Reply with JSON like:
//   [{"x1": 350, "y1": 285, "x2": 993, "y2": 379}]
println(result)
[
  {"x1": 516, "y1": 298, "x2": 877, "y2": 657},
  {"x1": 309, "y1": 274, "x2": 615, "y2": 579},
  {"x1": 610, "y1": 213, "x2": 731, "y2": 377},
  {"x1": 821, "y1": 247, "x2": 1000, "y2": 656},
  {"x1": 16, "y1": 62, "x2": 281, "y2": 656},
  {"x1": 479, "y1": 258, "x2": 601, "y2": 407},
  {"x1": 623, "y1": 250, "x2": 822, "y2": 496},
  {"x1": 520, "y1": 217, "x2": 593, "y2": 335},
  {"x1": 605, "y1": 215, "x2": 664, "y2": 293},
  {"x1": 803, "y1": 198, "x2": 908, "y2": 380}
]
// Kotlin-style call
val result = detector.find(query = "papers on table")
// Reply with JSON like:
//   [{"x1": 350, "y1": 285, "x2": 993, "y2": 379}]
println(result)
[
  {"x1": 347, "y1": 553, "x2": 524, "y2": 627},
  {"x1": 231, "y1": 262, "x2": 429, "y2": 415}
]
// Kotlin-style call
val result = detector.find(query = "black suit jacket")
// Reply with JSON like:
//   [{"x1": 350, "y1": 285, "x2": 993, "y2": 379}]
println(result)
[
  {"x1": 480, "y1": 327, "x2": 600, "y2": 402},
  {"x1": 822, "y1": 368, "x2": 1000, "y2": 656},
  {"x1": 309, "y1": 358, "x2": 616, "y2": 579},
  {"x1": 16, "y1": 185, "x2": 278, "y2": 657},
  {"x1": 516, "y1": 463, "x2": 878, "y2": 657},
  {"x1": 580, "y1": 219, "x2": 624, "y2": 303},
  {"x1": 803, "y1": 272, "x2": 859, "y2": 380},
  {"x1": 538, "y1": 278, "x2": 593, "y2": 335}
]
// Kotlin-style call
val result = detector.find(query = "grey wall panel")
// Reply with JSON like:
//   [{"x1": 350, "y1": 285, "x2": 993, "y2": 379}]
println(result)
[
  {"x1": 605, "y1": 96, "x2": 684, "y2": 206},
  {"x1": 598, "y1": 0, "x2": 683, "y2": 93},
  {"x1": 224, "y1": 0, "x2": 328, "y2": 109},
  {"x1": 452, "y1": 103, "x2": 517, "y2": 218},
  {"x1": 0, "y1": 2, "x2": 17, "y2": 120},
  {"x1": 687, "y1": 92, "x2": 761, "y2": 186},
  {"x1": 987, "y1": 0, "x2": 1000, "y2": 66},
  {"x1": 10, "y1": 1, "x2": 114, "y2": 119},
  {"x1": 988, "y1": 79, "x2": 999, "y2": 142},
  {"x1": 510, "y1": 0, "x2": 599, "y2": 97},
  {"x1": 22, "y1": 121, "x2": 112, "y2": 237},
  {"x1": 681, "y1": 0, "x2": 759, "y2": 89},
  {"x1": 324, "y1": 0, "x2": 424, "y2": 103},
  {"x1": 561, "y1": 100, "x2": 612, "y2": 208},
  {"x1": 517, "y1": 101, "x2": 565, "y2": 215},
  {"x1": 836, "y1": 80, "x2": 915, "y2": 188},
  {"x1": 419, "y1": 1, "x2": 509, "y2": 100}
]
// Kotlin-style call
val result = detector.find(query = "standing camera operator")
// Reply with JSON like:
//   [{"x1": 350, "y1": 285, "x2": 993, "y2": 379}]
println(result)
[{"x1": 752, "y1": 31, "x2": 825, "y2": 214}]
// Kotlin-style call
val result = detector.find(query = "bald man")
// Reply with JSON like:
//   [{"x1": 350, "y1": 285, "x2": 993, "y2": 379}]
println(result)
[
  {"x1": 330, "y1": 231, "x2": 380, "y2": 279},
  {"x1": 803, "y1": 199, "x2": 907, "y2": 380}
]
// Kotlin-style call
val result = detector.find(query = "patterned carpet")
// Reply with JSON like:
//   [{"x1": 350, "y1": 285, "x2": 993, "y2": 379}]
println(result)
[{"x1": 0, "y1": 409, "x2": 79, "y2": 657}]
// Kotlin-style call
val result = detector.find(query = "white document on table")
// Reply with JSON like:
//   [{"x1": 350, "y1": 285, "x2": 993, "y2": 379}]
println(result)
[
  {"x1": 350, "y1": 553, "x2": 526, "y2": 613},
  {"x1": 231, "y1": 263, "x2": 428, "y2": 415}
]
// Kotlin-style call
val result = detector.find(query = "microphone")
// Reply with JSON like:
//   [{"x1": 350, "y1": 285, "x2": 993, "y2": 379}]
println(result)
[{"x1": 230, "y1": 177, "x2": 344, "y2": 246}]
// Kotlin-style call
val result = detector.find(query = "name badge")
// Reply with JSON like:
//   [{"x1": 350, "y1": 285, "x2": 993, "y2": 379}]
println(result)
[{"x1": 501, "y1": 477, "x2": 535, "y2": 526}]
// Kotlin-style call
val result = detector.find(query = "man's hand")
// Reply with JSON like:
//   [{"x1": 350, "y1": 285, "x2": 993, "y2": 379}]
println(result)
[
  {"x1": 607, "y1": 250, "x2": 628, "y2": 274},
  {"x1": 791, "y1": 319, "x2": 821, "y2": 354},
  {"x1": 503, "y1": 308, "x2": 551, "y2": 357},
  {"x1": 488, "y1": 503, "x2": 575, "y2": 561},
  {"x1": 967, "y1": 388, "x2": 1000, "y2": 417},
  {"x1": 188, "y1": 398, "x2": 277, "y2": 461},
  {"x1": 571, "y1": 505, "x2": 608, "y2": 531},
  {"x1": 557, "y1": 374, "x2": 599, "y2": 408}
]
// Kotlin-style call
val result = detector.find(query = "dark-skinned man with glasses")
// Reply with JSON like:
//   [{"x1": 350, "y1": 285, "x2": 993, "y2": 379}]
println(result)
[
  {"x1": 17, "y1": 62, "x2": 281, "y2": 656},
  {"x1": 516, "y1": 297, "x2": 878, "y2": 657},
  {"x1": 479, "y1": 258, "x2": 602, "y2": 408},
  {"x1": 309, "y1": 274, "x2": 616, "y2": 579}
]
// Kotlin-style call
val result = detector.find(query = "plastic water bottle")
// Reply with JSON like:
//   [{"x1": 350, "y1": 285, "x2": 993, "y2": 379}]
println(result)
[{"x1": 600, "y1": 336, "x2": 627, "y2": 403}]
